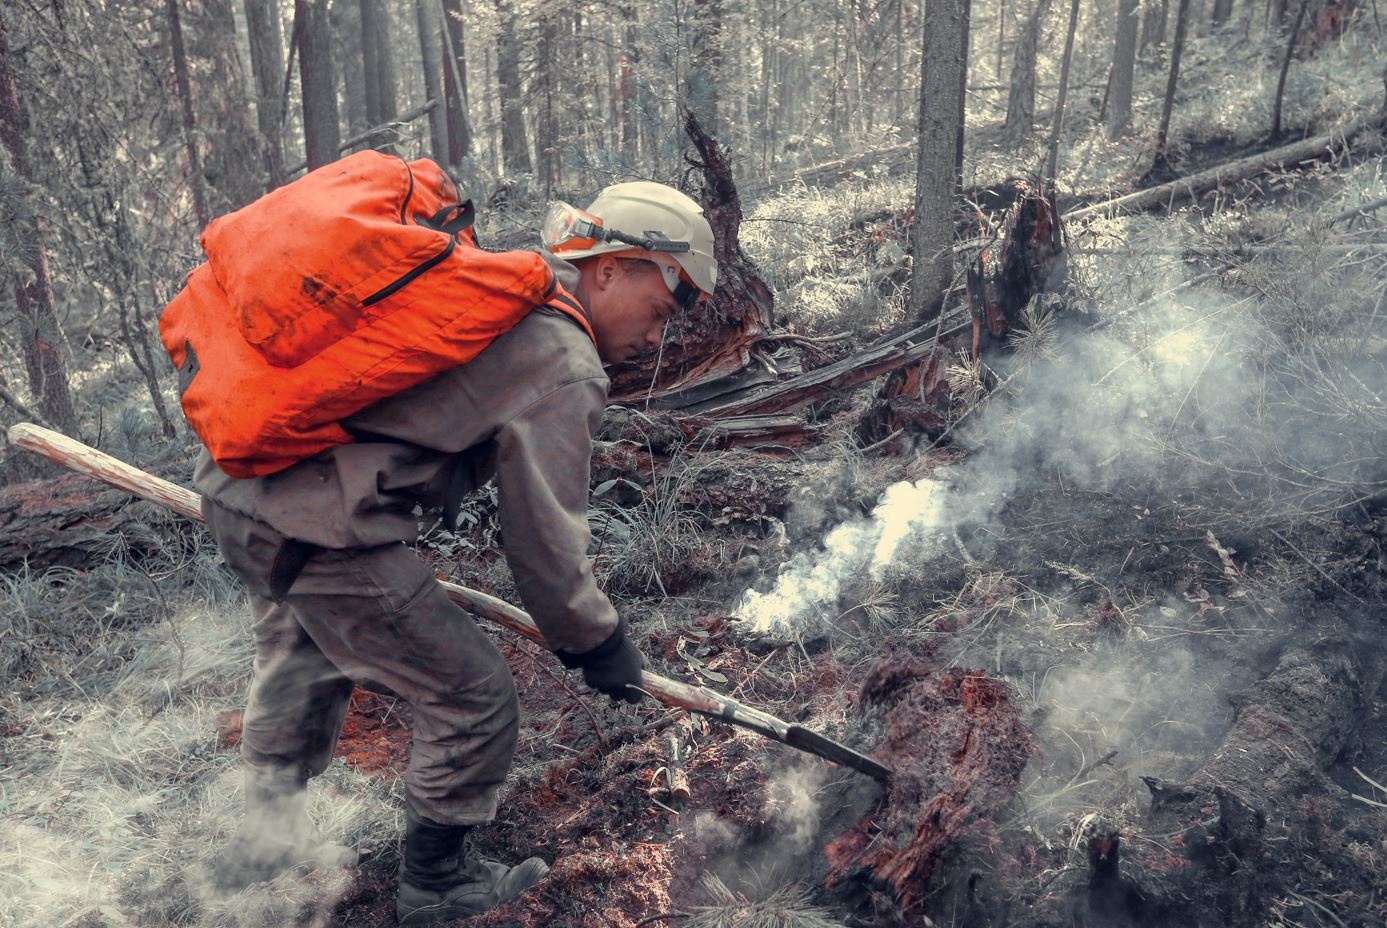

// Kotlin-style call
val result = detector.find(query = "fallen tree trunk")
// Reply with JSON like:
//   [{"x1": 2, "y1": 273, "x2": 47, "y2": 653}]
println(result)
[
  {"x1": 1066, "y1": 115, "x2": 1381, "y2": 224},
  {"x1": 671, "y1": 310, "x2": 972, "y2": 417},
  {"x1": 0, "y1": 471, "x2": 193, "y2": 573},
  {"x1": 691, "y1": 414, "x2": 816, "y2": 450}
]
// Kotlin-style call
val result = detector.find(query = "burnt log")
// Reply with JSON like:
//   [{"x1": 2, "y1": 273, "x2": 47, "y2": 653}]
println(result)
[
  {"x1": 607, "y1": 110, "x2": 774, "y2": 407},
  {"x1": 677, "y1": 311, "x2": 971, "y2": 418},
  {"x1": 0, "y1": 471, "x2": 196, "y2": 574}
]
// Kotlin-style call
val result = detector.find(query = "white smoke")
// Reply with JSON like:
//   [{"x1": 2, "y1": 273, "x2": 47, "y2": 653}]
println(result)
[
  {"x1": 763, "y1": 763, "x2": 828, "y2": 852},
  {"x1": 736, "y1": 477, "x2": 946, "y2": 632},
  {"x1": 734, "y1": 280, "x2": 1387, "y2": 635}
]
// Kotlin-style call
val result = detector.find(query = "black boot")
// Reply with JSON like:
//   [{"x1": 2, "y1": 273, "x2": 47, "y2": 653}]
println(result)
[
  {"x1": 210, "y1": 771, "x2": 355, "y2": 893},
  {"x1": 396, "y1": 806, "x2": 549, "y2": 926}
]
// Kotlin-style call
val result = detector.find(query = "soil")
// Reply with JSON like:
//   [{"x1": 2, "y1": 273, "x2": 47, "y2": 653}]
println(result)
[{"x1": 245, "y1": 459, "x2": 1387, "y2": 928}]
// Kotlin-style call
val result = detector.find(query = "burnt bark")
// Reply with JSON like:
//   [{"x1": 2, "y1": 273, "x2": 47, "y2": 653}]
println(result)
[{"x1": 606, "y1": 111, "x2": 774, "y2": 405}]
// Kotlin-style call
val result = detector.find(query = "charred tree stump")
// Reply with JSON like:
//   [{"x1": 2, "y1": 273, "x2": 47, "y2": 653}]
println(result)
[
  {"x1": 607, "y1": 110, "x2": 774, "y2": 407},
  {"x1": 966, "y1": 178, "x2": 1068, "y2": 356},
  {"x1": 853, "y1": 348, "x2": 957, "y2": 450}
]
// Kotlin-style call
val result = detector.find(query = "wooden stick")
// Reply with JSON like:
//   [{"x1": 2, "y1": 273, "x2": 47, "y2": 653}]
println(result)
[{"x1": 6, "y1": 422, "x2": 893, "y2": 782}]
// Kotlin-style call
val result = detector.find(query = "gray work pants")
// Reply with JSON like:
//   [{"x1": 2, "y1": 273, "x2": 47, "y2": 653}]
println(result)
[{"x1": 203, "y1": 501, "x2": 519, "y2": 826}]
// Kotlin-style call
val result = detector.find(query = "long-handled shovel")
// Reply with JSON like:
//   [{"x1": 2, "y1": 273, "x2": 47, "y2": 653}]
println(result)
[{"x1": 8, "y1": 422, "x2": 892, "y2": 784}]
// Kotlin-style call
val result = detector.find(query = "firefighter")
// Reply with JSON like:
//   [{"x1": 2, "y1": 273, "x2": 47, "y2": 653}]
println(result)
[{"x1": 197, "y1": 180, "x2": 716, "y2": 925}]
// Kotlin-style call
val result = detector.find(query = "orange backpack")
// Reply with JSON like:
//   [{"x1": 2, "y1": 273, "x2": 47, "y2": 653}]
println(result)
[{"x1": 160, "y1": 151, "x2": 594, "y2": 478}]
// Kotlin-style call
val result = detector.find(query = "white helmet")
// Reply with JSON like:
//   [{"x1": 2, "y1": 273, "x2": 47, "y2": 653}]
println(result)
[{"x1": 541, "y1": 181, "x2": 717, "y2": 296}]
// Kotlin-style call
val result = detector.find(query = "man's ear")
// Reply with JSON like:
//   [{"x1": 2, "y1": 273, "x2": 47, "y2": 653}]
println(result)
[{"x1": 589, "y1": 254, "x2": 621, "y2": 291}]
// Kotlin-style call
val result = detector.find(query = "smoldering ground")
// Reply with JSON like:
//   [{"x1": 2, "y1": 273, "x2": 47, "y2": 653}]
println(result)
[{"x1": 728, "y1": 248, "x2": 1387, "y2": 913}]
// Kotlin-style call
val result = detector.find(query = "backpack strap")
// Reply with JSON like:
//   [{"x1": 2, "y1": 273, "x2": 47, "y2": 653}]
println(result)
[
  {"x1": 420, "y1": 201, "x2": 476, "y2": 236},
  {"x1": 546, "y1": 288, "x2": 597, "y2": 345}
]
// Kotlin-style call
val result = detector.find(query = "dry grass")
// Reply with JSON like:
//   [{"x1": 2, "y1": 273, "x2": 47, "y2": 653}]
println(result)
[
  {"x1": 0, "y1": 553, "x2": 401, "y2": 927},
  {"x1": 685, "y1": 873, "x2": 848, "y2": 928}
]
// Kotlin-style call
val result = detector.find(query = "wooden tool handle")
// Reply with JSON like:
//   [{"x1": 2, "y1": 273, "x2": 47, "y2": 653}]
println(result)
[{"x1": 6, "y1": 422, "x2": 724, "y2": 717}]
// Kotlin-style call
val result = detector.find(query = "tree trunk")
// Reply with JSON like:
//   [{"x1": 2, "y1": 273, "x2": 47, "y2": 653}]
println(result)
[
  {"x1": 439, "y1": 0, "x2": 472, "y2": 165},
  {"x1": 1211, "y1": 0, "x2": 1236, "y2": 23},
  {"x1": 535, "y1": 12, "x2": 557, "y2": 199},
  {"x1": 414, "y1": 0, "x2": 447, "y2": 162},
  {"x1": 956, "y1": 0, "x2": 972, "y2": 184},
  {"x1": 1064, "y1": 112, "x2": 1376, "y2": 222},
  {"x1": 244, "y1": 0, "x2": 286, "y2": 190},
  {"x1": 910, "y1": 0, "x2": 969, "y2": 322},
  {"x1": 190, "y1": 0, "x2": 263, "y2": 211},
  {"x1": 1152, "y1": 0, "x2": 1193, "y2": 174},
  {"x1": 332, "y1": 0, "x2": 367, "y2": 134},
  {"x1": 167, "y1": 0, "x2": 209, "y2": 227},
  {"x1": 1107, "y1": 0, "x2": 1140, "y2": 137},
  {"x1": 0, "y1": 12, "x2": 78, "y2": 436},
  {"x1": 360, "y1": 0, "x2": 397, "y2": 147},
  {"x1": 689, "y1": 0, "x2": 722, "y2": 139},
  {"x1": 1043, "y1": 0, "x2": 1080, "y2": 183},
  {"x1": 1141, "y1": 0, "x2": 1169, "y2": 51},
  {"x1": 1270, "y1": 0, "x2": 1309, "y2": 138},
  {"x1": 606, "y1": 111, "x2": 774, "y2": 405},
  {"x1": 0, "y1": 475, "x2": 198, "y2": 574},
  {"x1": 619, "y1": 5, "x2": 638, "y2": 160},
  {"x1": 296, "y1": 0, "x2": 341, "y2": 170},
  {"x1": 495, "y1": 1, "x2": 531, "y2": 175},
  {"x1": 1004, "y1": 0, "x2": 1049, "y2": 148},
  {"x1": 997, "y1": 0, "x2": 1007, "y2": 77}
]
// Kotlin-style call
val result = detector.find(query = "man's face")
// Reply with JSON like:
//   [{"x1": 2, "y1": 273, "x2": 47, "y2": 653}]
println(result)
[{"x1": 584, "y1": 256, "x2": 682, "y2": 365}]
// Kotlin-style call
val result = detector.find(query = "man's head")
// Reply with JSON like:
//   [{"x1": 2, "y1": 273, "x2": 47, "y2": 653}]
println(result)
[{"x1": 541, "y1": 181, "x2": 716, "y2": 366}]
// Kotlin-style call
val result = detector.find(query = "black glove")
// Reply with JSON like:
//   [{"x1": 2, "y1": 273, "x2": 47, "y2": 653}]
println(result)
[{"x1": 556, "y1": 619, "x2": 646, "y2": 704}]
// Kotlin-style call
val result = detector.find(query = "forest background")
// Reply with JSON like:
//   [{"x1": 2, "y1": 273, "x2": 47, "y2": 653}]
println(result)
[{"x1": 2, "y1": 0, "x2": 1387, "y2": 925}]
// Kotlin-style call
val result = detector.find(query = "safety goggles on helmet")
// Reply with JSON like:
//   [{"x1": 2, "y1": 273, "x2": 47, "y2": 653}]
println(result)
[
  {"x1": 618, "y1": 257, "x2": 702, "y2": 312},
  {"x1": 542, "y1": 201, "x2": 693, "y2": 256}
]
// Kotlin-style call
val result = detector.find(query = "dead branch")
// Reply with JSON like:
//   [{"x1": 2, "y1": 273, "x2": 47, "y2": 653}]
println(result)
[{"x1": 681, "y1": 311, "x2": 972, "y2": 418}]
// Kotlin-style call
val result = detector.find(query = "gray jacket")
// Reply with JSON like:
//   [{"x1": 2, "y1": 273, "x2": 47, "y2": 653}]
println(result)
[{"x1": 193, "y1": 266, "x2": 617, "y2": 654}]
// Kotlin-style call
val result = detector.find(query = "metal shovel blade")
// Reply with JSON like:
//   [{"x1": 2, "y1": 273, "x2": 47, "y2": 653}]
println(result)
[{"x1": 784, "y1": 725, "x2": 893, "y2": 783}]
